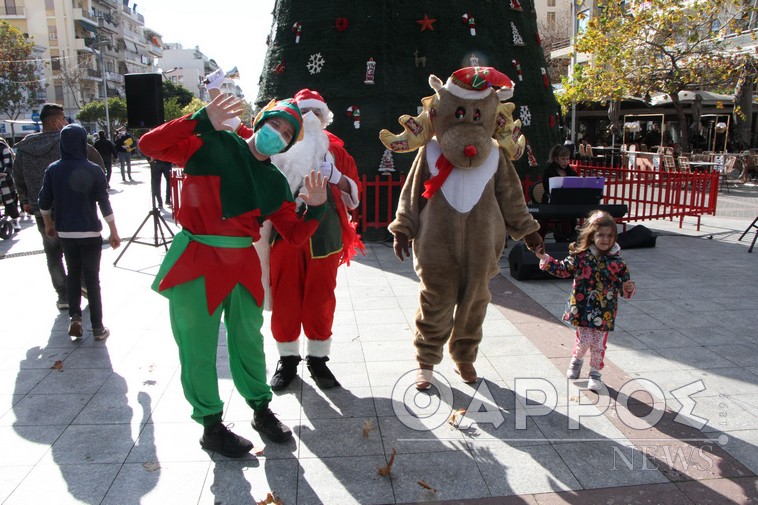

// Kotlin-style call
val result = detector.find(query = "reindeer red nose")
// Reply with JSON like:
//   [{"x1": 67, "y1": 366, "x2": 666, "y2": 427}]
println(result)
[{"x1": 464, "y1": 145, "x2": 477, "y2": 158}]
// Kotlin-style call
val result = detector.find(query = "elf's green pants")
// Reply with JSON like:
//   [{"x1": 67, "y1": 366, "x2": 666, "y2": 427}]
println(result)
[{"x1": 167, "y1": 277, "x2": 272, "y2": 425}]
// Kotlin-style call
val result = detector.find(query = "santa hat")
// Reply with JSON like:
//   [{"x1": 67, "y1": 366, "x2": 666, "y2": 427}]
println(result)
[
  {"x1": 444, "y1": 66, "x2": 514, "y2": 101},
  {"x1": 294, "y1": 88, "x2": 334, "y2": 126},
  {"x1": 254, "y1": 98, "x2": 303, "y2": 151}
]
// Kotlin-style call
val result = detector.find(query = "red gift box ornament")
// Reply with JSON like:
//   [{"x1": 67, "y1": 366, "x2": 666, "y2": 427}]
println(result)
[{"x1": 461, "y1": 13, "x2": 476, "y2": 36}]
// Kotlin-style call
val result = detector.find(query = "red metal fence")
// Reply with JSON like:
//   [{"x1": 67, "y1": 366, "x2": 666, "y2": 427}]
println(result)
[
  {"x1": 171, "y1": 166, "x2": 719, "y2": 232},
  {"x1": 571, "y1": 162, "x2": 720, "y2": 231}
]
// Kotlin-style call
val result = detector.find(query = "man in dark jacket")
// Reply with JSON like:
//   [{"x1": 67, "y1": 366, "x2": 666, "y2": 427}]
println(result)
[
  {"x1": 93, "y1": 130, "x2": 118, "y2": 187},
  {"x1": 38, "y1": 123, "x2": 121, "y2": 340},
  {"x1": 14, "y1": 103, "x2": 105, "y2": 310}
]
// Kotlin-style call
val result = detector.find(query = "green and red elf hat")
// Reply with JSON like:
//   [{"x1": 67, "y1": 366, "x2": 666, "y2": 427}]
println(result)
[
  {"x1": 253, "y1": 98, "x2": 304, "y2": 151},
  {"x1": 444, "y1": 66, "x2": 514, "y2": 101}
]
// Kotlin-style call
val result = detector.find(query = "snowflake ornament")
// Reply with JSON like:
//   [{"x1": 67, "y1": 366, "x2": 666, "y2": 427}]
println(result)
[
  {"x1": 307, "y1": 53, "x2": 325, "y2": 74},
  {"x1": 519, "y1": 105, "x2": 531, "y2": 127}
]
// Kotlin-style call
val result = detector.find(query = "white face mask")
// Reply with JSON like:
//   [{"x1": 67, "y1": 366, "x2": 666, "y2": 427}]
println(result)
[{"x1": 302, "y1": 111, "x2": 323, "y2": 132}]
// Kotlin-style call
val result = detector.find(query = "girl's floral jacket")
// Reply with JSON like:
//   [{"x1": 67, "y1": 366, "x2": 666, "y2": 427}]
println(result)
[{"x1": 540, "y1": 244, "x2": 631, "y2": 331}]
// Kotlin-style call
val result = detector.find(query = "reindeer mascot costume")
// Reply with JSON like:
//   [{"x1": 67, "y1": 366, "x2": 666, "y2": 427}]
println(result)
[{"x1": 381, "y1": 67, "x2": 543, "y2": 389}]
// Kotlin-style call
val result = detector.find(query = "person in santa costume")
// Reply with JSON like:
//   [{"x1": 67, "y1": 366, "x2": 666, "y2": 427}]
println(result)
[
  {"x1": 267, "y1": 88, "x2": 364, "y2": 390},
  {"x1": 139, "y1": 93, "x2": 328, "y2": 458}
]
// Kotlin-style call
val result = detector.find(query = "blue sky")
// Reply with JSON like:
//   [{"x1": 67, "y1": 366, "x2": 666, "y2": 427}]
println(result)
[{"x1": 138, "y1": 0, "x2": 276, "y2": 101}]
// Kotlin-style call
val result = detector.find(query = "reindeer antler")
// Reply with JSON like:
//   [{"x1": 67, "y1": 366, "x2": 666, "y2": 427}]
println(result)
[{"x1": 379, "y1": 95, "x2": 437, "y2": 153}]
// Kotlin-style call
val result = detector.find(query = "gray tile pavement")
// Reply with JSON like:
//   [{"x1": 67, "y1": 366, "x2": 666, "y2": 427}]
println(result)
[{"x1": 0, "y1": 160, "x2": 756, "y2": 503}]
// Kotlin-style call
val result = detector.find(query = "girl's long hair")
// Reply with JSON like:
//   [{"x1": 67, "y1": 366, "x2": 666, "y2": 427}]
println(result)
[{"x1": 569, "y1": 210, "x2": 618, "y2": 254}]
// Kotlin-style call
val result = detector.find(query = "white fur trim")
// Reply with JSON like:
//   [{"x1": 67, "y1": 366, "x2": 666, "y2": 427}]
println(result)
[
  {"x1": 298, "y1": 98, "x2": 330, "y2": 113},
  {"x1": 342, "y1": 176, "x2": 360, "y2": 210},
  {"x1": 307, "y1": 337, "x2": 332, "y2": 358},
  {"x1": 426, "y1": 138, "x2": 499, "y2": 213},
  {"x1": 444, "y1": 77, "x2": 494, "y2": 100},
  {"x1": 276, "y1": 339, "x2": 301, "y2": 357},
  {"x1": 496, "y1": 88, "x2": 514, "y2": 101}
]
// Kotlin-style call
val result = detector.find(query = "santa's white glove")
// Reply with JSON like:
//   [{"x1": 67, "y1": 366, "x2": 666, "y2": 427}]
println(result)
[
  {"x1": 319, "y1": 161, "x2": 342, "y2": 184},
  {"x1": 203, "y1": 68, "x2": 225, "y2": 90}
]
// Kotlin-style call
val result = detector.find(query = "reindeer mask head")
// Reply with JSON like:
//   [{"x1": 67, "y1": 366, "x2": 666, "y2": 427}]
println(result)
[{"x1": 379, "y1": 66, "x2": 526, "y2": 168}]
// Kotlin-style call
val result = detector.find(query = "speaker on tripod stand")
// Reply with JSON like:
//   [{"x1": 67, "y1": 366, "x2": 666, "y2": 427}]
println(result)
[
  {"x1": 113, "y1": 74, "x2": 174, "y2": 266},
  {"x1": 113, "y1": 168, "x2": 176, "y2": 266}
]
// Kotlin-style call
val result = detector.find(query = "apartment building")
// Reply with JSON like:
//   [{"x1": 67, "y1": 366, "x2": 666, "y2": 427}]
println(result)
[{"x1": 1, "y1": 0, "x2": 160, "y2": 128}]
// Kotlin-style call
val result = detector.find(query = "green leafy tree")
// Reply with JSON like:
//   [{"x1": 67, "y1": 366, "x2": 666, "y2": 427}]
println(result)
[
  {"x1": 76, "y1": 97, "x2": 128, "y2": 132},
  {"x1": 561, "y1": 0, "x2": 752, "y2": 150},
  {"x1": 0, "y1": 21, "x2": 42, "y2": 141},
  {"x1": 181, "y1": 96, "x2": 206, "y2": 116},
  {"x1": 162, "y1": 80, "x2": 194, "y2": 108},
  {"x1": 163, "y1": 97, "x2": 184, "y2": 121}
]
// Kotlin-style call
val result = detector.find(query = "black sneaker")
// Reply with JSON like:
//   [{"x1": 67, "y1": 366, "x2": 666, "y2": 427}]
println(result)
[
  {"x1": 252, "y1": 408, "x2": 292, "y2": 443},
  {"x1": 270, "y1": 355, "x2": 302, "y2": 391},
  {"x1": 200, "y1": 422, "x2": 253, "y2": 458},
  {"x1": 68, "y1": 316, "x2": 83, "y2": 338},
  {"x1": 306, "y1": 355, "x2": 340, "y2": 389},
  {"x1": 93, "y1": 327, "x2": 110, "y2": 341}
]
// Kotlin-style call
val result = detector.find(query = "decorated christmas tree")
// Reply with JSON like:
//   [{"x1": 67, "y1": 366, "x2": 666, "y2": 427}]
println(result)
[{"x1": 256, "y1": 0, "x2": 560, "y2": 185}]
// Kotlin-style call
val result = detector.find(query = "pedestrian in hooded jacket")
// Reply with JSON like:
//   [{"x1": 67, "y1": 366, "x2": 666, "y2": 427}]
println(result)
[
  {"x1": 13, "y1": 103, "x2": 105, "y2": 310},
  {"x1": 38, "y1": 123, "x2": 121, "y2": 341}
]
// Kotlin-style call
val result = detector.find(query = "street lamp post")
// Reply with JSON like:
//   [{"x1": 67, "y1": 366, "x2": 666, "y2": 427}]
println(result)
[{"x1": 90, "y1": 41, "x2": 111, "y2": 139}]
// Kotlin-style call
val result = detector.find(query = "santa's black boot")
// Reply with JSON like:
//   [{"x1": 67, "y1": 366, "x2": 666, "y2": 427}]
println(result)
[
  {"x1": 306, "y1": 355, "x2": 340, "y2": 389},
  {"x1": 270, "y1": 355, "x2": 302, "y2": 391}
]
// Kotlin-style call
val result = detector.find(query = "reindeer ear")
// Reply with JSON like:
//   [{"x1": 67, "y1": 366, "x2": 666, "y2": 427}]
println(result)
[{"x1": 428, "y1": 74, "x2": 443, "y2": 93}]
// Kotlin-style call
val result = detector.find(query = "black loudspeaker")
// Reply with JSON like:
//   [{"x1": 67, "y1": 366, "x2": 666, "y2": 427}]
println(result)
[
  {"x1": 617, "y1": 225, "x2": 657, "y2": 249},
  {"x1": 508, "y1": 242, "x2": 570, "y2": 281},
  {"x1": 124, "y1": 73, "x2": 164, "y2": 128}
]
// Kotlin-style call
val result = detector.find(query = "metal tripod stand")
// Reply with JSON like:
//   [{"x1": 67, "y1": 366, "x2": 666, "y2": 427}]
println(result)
[
  {"x1": 738, "y1": 216, "x2": 758, "y2": 253},
  {"x1": 113, "y1": 193, "x2": 175, "y2": 266}
]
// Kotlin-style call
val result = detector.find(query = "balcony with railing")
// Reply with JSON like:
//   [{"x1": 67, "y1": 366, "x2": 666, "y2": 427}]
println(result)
[
  {"x1": 106, "y1": 71, "x2": 124, "y2": 84},
  {"x1": 0, "y1": 5, "x2": 25, "y2": 17}
]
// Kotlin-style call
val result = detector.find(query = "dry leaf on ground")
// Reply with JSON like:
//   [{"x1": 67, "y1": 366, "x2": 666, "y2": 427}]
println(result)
[
  {"x1": 142, "y1": 462, "x2": 160, "y2": 472},
  {"x1": 417, "y1": 480, "x2": 437, "y2": 493},
  {"x1": 256, "y1": 491, "x2": 283, "y2": 504},
  {"x1": 448, "y1": 409, "x2": 466, "y2": 428},
  {"x1": 253, "y1": 447, "x2": 265, "y2": 456},
  {"x1": 362, "y1": 419, "x2": 374, "y2": 438},
  {"x1": 51, "y1": 360, "x2": 63, "y2": 372},
  {"x1": 377, "y1": 448, "x2": 397, "y2": 477}
]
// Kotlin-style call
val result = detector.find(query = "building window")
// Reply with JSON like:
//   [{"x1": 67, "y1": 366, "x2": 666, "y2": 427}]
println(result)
[
  {"x1": 48, "y1": 28, "x2": 57, "y2": 41},
  {"x1": 4, "y1": 1, "x2": 17, "y2": 15},
  {"x1": 54, "y1": 84, "x2": 64, "y2": 101},
  {"x1": 547, "y1": 0, "x2": 556, "y2": 6},
  {"x1": 547, "y1": 12, "x2": 556, "y2": 27},
  {"x1": 45, "y1": 0, "x2": 54, "y2": 9}
]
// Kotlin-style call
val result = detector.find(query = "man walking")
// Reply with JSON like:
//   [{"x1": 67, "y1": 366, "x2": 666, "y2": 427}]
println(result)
[
  {"x1": 94, "y1": 130, "x2": 118, "y2": 187},
  {"x1": 14, "y1": 103, "x2": 105, "y2": 310},
  {"x1": 114, "y1": 127, "x2": 135, "y2": 182}
]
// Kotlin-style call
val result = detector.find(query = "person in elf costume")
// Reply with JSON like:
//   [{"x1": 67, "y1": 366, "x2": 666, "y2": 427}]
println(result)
[
  {"x1": 139, "y1": 93, "x2": 328, "y2": 458},
  {"x1": 203, "y1": 72, "x2": 365, "y2": 391}
]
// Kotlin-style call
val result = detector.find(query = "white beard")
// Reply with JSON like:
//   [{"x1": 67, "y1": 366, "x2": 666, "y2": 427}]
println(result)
[{"x1": 271, "y1": 128, "x2": 329, "y2": 204}]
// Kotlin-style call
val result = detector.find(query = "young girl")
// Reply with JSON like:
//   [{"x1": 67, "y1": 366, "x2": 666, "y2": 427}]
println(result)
[{"x1": 533, "y1": 210, "x2": 635, "y2": 391}]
